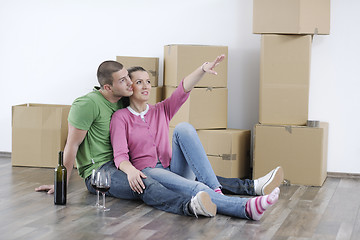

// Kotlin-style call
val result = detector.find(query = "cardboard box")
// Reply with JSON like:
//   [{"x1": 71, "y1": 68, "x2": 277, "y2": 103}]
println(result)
[
  {"x1": 12, "y1": 103, "x2": 71, "y2": 168},
  {"x1": 253, "y1": 123, "x2": 329, "y2": 186},
  {"x1": 148, "y1": 86, "x2": 163, "y2": 105},
  {"x1": 197, "y1": 129, "x2": 251, "y2": 178},
  {"x1": 253, "y1": 0, "x2": 330, "y2": 35},
  {"x1": 164, "y1": 45, "x2": 228, "y2": 88},
  {"x1": 164, "y1": 86, "x2": 227, "y2": 129},
  {"x1": 116, "y1": 56, "x2": 159, "y2": 86},
  {"x1": 259, "y1": 34, "x2": 312, "y2": 125}
]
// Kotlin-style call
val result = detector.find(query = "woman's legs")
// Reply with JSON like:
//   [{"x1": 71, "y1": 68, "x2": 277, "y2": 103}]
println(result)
[
  {"x1": 170, "y1": 122, "x2": 221, "y2": 190},
  {"x1": 142, "y1": 166, "x2": 280, "y2": 219}
]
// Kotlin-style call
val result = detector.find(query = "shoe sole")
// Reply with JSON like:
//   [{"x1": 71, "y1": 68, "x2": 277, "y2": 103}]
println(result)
[
  {"x1": 198, "y1": 192, "x2": 217, "y2": 217},
  {"x1": 262, "y1": 166, "x2": 284, "y2": 195}
]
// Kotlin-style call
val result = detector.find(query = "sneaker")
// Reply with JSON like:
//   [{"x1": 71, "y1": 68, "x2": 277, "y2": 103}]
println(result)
[
  {"x1": 254, "y1": 166, "x2": 284, "y2": 195},
  {"x1": 189, "y1": 191, "x2": 217, "y2": 218}
]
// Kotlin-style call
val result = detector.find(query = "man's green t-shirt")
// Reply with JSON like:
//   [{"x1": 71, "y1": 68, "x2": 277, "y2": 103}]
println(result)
[{"x1": 68, "y1": 88, "x2": 125, "y2": 179}]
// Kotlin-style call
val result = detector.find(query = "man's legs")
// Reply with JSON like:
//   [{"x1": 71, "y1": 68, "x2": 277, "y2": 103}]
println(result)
[{"x1": 218, "y1": 166, "x2": 284, "y2": 196}]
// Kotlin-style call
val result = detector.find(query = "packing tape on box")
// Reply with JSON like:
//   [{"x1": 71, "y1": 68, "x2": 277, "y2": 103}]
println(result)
[
  {"x1": 207, "y1": 154, "x2": 236, "y2": 160},
  {"x1": 285, "y1": 126, "x2": 292, "y2": 134},
  {"x1": 307, "y1": 120, "x2": 320, "y2": 128},
  {"x1": 148, "y1": 70, "x2": 157, "y2": 77}
]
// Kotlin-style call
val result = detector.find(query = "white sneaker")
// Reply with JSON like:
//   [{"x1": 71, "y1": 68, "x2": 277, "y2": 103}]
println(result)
[
  {"x1": 254, "y1": 166, "x2": 284, "y2": 195},
  {"x1": 190, "y1": 191, "x2": 217, "y2": 218}
]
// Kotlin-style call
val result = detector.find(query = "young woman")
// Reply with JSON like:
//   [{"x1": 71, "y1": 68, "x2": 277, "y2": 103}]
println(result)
[{"x1": 110, "y1": 55, "x2": 282, "y2": 220}]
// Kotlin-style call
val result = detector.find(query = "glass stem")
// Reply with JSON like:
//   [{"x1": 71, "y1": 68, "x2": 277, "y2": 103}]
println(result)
[
  {"x1": 96, "y1": 191, "x2": 100, "y2": 206},
  {"x1": 102, "y1": 193, "x2": 106, "y2": 208}
]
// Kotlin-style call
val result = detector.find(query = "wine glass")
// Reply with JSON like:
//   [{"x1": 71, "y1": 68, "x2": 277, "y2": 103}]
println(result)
[
  {"x1": 90, "y1": 169, "x2": 102, "y2": 208},
  {"x1": 96, "y1": 169, "x2": 111, "y2": 211}
]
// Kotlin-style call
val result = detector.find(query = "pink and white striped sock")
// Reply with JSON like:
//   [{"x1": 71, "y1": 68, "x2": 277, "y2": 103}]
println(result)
[
  {"x1": 214, "y1": 187, "x2": 224, "y2": 195},
  {"x1": 245, "y1": 187, "x2": 280, "y2": 221}
]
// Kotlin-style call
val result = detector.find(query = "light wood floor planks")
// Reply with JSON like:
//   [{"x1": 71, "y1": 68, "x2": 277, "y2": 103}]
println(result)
[{"x1": 1, "y1": 156, "x2": 359, "y2": 240}]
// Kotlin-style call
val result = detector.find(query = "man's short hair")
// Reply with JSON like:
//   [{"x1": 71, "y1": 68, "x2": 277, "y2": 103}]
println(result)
[{"x1": 97, "y1": 61, "x2": 123, "y2": 88}]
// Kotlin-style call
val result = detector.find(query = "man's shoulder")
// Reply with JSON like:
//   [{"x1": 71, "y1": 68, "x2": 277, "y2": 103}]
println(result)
[{"x1": 73, "y1": 89, "x2": 101, "y2": 106}]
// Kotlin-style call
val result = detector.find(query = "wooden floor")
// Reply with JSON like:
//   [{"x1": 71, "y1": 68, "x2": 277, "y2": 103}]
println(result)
[{"x1": 1, "y1": 156, "x2": 360, "y2": 240}]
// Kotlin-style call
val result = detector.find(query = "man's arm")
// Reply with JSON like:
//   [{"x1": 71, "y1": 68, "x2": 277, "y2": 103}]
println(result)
[{"x1": 35, "y1": 123, "x2": 87, "y2": 194}]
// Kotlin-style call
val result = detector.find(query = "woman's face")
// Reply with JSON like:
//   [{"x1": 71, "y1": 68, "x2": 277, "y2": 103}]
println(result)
[{"x1": 129, "y1": 70, "x2": 151, "y2": 102}]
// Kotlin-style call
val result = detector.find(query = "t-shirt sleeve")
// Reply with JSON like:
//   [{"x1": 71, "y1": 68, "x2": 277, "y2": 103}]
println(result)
[
  {"x1": 68, "y1": 96, "x2": 98, "y2": 130},
  {"x1": 110, "y1": 110, "x2": 130, "y2": 168}
]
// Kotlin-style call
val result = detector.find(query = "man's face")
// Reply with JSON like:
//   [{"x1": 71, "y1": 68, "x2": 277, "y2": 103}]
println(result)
[{"x1": 109, "y1": 68, "x2": 133, "y2": 98}]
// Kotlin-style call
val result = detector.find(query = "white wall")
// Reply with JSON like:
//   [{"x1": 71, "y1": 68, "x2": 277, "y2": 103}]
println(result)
[{"x1": 0, "y1": 0, "x2": 359, "y2": 174}]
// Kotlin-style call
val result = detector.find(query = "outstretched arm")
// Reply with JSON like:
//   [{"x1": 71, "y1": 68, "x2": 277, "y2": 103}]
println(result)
[
  {"x1": 35, "y1": 123, "x2": 86, "y2": 194},
  {"x1": 182, "y1": 54, "x2": 225, "y2": 92}
]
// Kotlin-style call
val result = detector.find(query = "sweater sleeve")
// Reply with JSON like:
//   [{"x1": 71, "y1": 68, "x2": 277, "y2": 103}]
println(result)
[
  {"x1": 163, "y1": 79, "x2": 191, "y2": 121},
  {"x1": 110, "y1": 110, "x2": 130, "y2": 169}
]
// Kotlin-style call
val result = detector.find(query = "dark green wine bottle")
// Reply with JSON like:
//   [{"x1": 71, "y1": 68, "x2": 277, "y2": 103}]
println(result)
[{"x1": 54, "y1": 151, "x2": 67, "y2": 205}]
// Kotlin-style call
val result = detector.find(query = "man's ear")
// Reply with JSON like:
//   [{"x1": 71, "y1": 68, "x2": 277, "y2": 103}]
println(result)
[{"x1": 103, "y1": 84, "x2": 112, "y2": 91}]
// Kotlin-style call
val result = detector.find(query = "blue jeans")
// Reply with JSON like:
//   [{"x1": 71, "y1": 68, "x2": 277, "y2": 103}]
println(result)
[
  {"x1": 85, "y1": 161, "x2": 193, "y2": 216},
  {"x1": 171, "y1": 122, "x2": 256, "y2": 196},
  {"x1": 142, "y1": 164, "x2": 249, "y2": 219}
]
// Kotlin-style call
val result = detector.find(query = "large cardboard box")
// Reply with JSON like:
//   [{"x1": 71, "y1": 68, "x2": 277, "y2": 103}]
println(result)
[
  {"x1": 253, "y1": 123, "x2": 329, "y2": 186},
  {"x1": 12, "y1": 103, "x2": 71, "y2": 168},
  {"x1": 164, "y1": 86, "x2": 227, "y2": 129},
  {"x1": 148, "y1": 86, "x2": 163, "y2": 105},
  {"x1": 197, "y1": 129, "x2": 251, "y2": 178},
  {"x1": 253, "y1": 0, "x2": 330, "y2": 35},
  {"x1": 116, "y1": 56, "x2": 159, "y2": 87},
  {"x1": 259, "y1": 34, "x2": 312, "y2": 125},
  {"x1": 164, "y1": 45, "x2": 228, "y2": 88}
]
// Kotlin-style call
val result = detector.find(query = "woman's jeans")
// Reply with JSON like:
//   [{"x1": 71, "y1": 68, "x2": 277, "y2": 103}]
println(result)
[
  {"x1": 85, "y1": 161, "x2": 193, "y2": 216},
  {"x1": 171, "y1": 122, "x2": 256, "y2": 196},
  {"x1": 141, "y1": 122, "x2": 252, "y2": 219}
]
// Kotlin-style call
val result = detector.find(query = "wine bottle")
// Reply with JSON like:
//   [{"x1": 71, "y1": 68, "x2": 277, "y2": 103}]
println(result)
[{"x1": 54, "y1": 151, "x2": 67, "y2": 205}]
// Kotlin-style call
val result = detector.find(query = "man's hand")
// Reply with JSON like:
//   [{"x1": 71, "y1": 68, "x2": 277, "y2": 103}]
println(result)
[
  {"x1": 127, "y1": 168, "x2": 147, "y2": 194},
  {"x1": 35, "y1": 185, "x2": 54, "y2": 194}
]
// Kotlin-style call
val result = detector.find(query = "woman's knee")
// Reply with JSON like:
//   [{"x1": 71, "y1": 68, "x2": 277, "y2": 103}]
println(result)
[{"x1": 174, "y1": 122, "x2": 195, "y2": 136}]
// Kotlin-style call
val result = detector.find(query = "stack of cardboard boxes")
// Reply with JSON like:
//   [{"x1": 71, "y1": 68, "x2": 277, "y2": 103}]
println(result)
[
  {"x1": 252, "y1": 0, "x2": 330, "y2": 186},
  {"x1": 163, "y1": 45, "x2": 251, "y2": 178}
]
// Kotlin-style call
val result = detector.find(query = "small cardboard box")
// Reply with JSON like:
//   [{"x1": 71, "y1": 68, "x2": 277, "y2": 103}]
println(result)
[
  {"x1": 12, "y1": 103, "x2": 71, "y2": 168},
  {"x1": 197, "y1": 129, "x2": 251, "y2": 178},
  {"x1": 164, "y1": 45, "x2": 228, "y2": 88},
  {"x1": 116, "y1": 56, "x2": 159, "y2": 87},
  {"x1": 253, "y1": 0, "x2": 330, "y2": 35},
  {"x1": 253, "y1": 123, "x2": 329, "y2": 186},
  {"x1": 148, "y1": 86, "x2": 163, "y2": 105},
  {"x1": 164, "y1": 86, "x2": 227, "y2": 129},
  {"x1": 259, "y1": 34, "x2": 312, "y2": 125}
]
